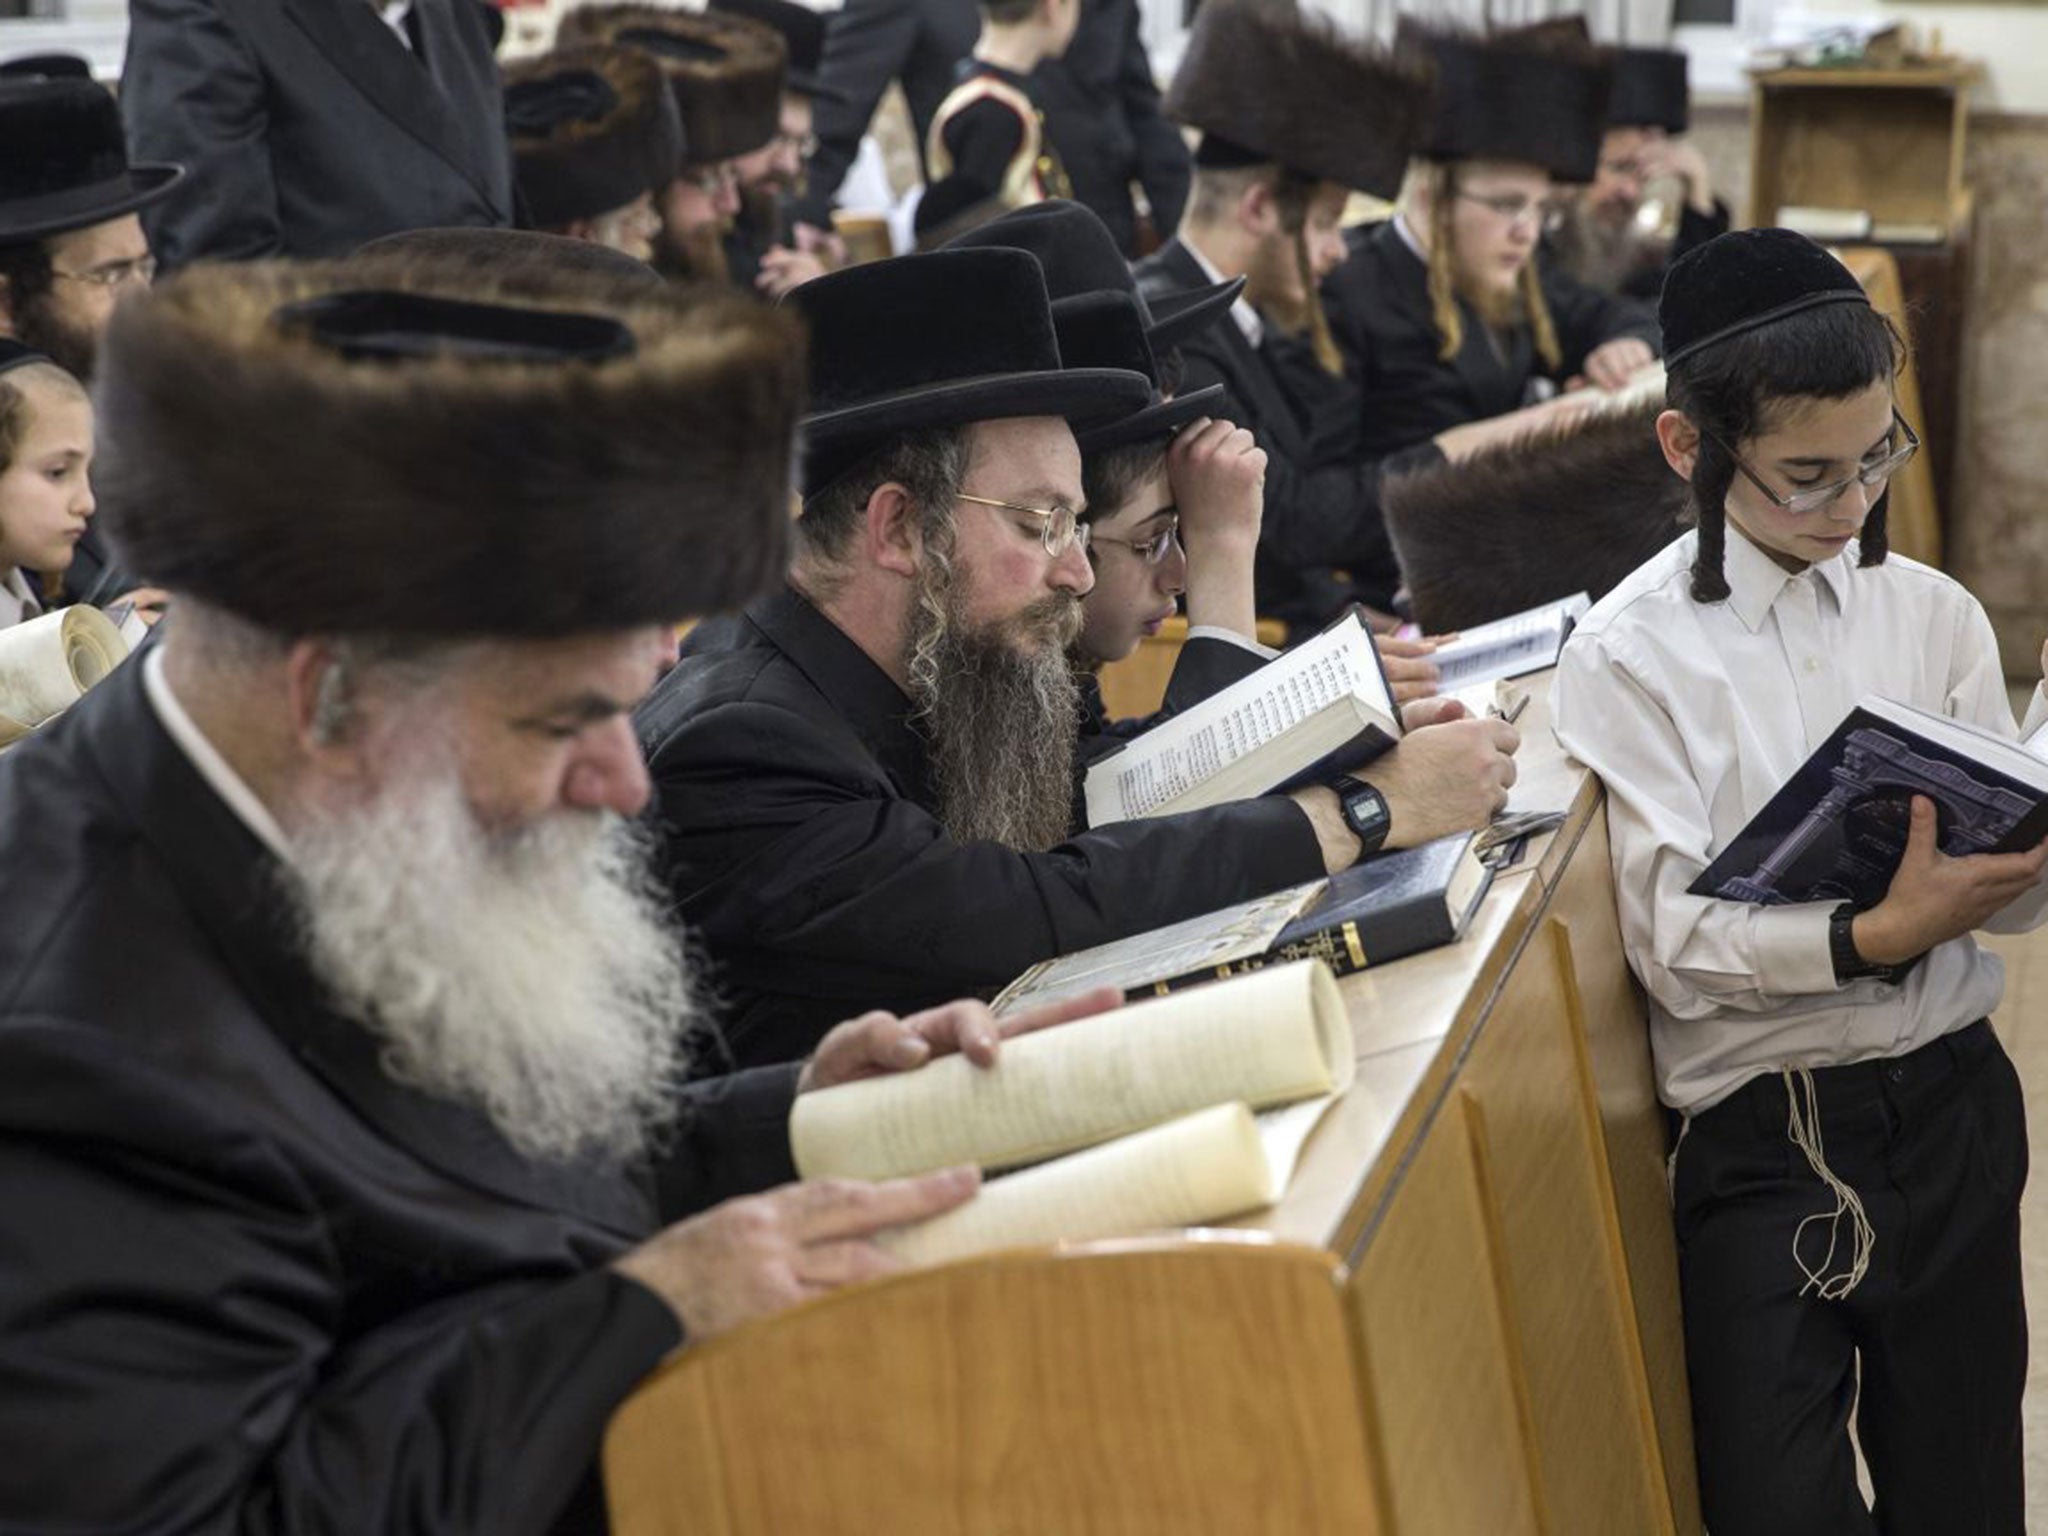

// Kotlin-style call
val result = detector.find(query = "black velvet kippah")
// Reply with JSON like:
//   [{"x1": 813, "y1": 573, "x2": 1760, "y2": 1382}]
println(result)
[
  {"x1": 1192, "y1": 133, "x2": 1272, "y2": 170},
  {"x1": 1660, "y1": 228, "x2": 1870, "y2": 368},
  {"x1": 273, "y1": 291, "x2": 637, "y2": 364},
  {"x1": 0, "y1": 338, "x2": 51, "y2": 377}
]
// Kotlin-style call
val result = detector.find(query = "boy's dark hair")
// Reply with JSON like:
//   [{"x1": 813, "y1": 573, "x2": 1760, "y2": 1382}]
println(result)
[
  {"x1": 1665, "y1": 301, "x2": 1904, "y2": 604},
  {"x1": 979, "y1": 0, "x2": 1040, "y2": 24},
  {"x1": 1081, "y1": 439, "x2": 1169, "y2": 531}
]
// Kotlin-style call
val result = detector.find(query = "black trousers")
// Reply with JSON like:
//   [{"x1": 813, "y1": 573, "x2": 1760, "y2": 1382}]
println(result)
[{"x1": 1672, "y1": 1021, "x2": 2029, "y2": 1536}]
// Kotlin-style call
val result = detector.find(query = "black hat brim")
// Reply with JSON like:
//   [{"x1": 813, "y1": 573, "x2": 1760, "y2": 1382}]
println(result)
[
  {"x1": 0, "y1": 162, "x2": 184, "y2": 242},
  {"x1": 1144, "y1": 275, "x2": 1246, "y2": 353},
  {"x1": 1075, "y1": 382, "x2": 1226, "y2": 455}
]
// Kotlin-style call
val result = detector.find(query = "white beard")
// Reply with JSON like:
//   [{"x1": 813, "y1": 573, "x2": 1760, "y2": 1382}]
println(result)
[{"x1": 284, "y1": 765, "x2": 701, "y2": 1166}]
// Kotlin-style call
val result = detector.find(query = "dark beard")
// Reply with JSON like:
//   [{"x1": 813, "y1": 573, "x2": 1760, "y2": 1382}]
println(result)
[
  {"x1": 15, "y1": 293, "x2": 98, "y2": 380},
  {"x1": 905, "y1": 562, "x2": 1083, "y2": 853},
  {"x1": 651, "y1": 220, "x2": 731, "y2": 285},
  {"x1": 736, "y1": 184, "x2": 787, "y2": 245}
]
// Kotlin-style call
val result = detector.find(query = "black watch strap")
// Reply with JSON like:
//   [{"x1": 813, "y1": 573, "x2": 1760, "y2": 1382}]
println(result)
[
  {"x1": 1331, "y1": 775, "x2": 1391, "y2": 858},
  {"x1": 1829, "y1": 902, "x2": 1914, "y2": 986}
]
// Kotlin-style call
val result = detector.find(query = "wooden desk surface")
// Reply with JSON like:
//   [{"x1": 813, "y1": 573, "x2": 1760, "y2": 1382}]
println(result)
[{"x1": 1229, "y1": 670, "x2": 1587, "y2": 1260}]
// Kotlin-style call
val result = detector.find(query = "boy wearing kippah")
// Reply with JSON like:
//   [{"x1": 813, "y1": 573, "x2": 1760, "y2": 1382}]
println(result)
[{"x1": 1555, "y1": 229, "x2": 2048, "y2": 1533}]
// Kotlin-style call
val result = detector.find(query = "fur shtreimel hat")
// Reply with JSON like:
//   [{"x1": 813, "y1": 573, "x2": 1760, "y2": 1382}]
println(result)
[
  {"x1": 559, "y1": 5, "x2": 787, "y2": 164},
  {"x1": 709, "y1": 0, "x2": 845, "y2": 103},
  {"x1": 1398, "y1": 21, "x2": 1613, "y2": 184},
  {"x1": 504, "y1": 45, "x2": 684, "y2": 228},
  {"x1": 1165, "y1": 0, "x2": 1434, "y2": 200},
  {"x1": 1609, "y1": 47, "x2": 1689, "y2": 134},
  {"x1": 1383, "y1": 402, "x2": 1686, "y2": 633},
  {"x1": 94, "y1": 261, "x2": 806, "y2": 637}
]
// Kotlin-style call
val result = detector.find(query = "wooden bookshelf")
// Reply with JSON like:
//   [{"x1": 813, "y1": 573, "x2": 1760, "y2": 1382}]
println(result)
[{"x1": 1746, "y1": 62, "x2": 1981, "y2": 237}]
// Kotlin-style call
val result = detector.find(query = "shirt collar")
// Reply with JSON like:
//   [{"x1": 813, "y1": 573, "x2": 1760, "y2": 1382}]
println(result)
[
  {"x1": 1392, "y1": 212, "x2": 1428, "y2": 264},
  {"x1": 1722, "y1": 518, "x2": 1855, "y2": 633},
  {"x1": 142, "y1": 646, "x2": 296, "y2": 865},
  {"x1": 1181, "y1": 235, "x2": 1264, "y2": 348},
  {"x1": 0, "y1": 567, "x2": 40, "y2": 629}
]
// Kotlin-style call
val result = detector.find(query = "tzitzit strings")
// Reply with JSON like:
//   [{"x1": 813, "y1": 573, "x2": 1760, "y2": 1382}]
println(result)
[{"x1": 1783, "y1": 1066, "x2": 1875, "y2": 1300}]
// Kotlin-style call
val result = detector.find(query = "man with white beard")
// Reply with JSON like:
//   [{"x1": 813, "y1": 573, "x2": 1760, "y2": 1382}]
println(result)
[
  {"x1": 636, "y1": 246, "x2": 1522, "y2": 1070},
  {"x1": 0, "y1": 256, "x2": 1106, "y2": 1533}
]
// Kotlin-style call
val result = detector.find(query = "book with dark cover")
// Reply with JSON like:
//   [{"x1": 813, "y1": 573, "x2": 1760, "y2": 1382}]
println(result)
[
  {"x1": 1142, "y1": 833, "x2": 1493, "y2": 995},
  {"x1": 1689, "y1": 696, "x2": 2048, "y2": 909}
]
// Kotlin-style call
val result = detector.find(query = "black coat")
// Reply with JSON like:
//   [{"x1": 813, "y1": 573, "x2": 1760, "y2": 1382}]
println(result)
[
  {"x1": 1075, "y1": 632, "x2": 1268, "y2": 765},
  {"x1": 121, "y1": 0, "x2": 515, "y2": 268},
  {"x1": 1134, "y1": 237, "x2": 1430, "y2": 627},
  {"x1": 1030, "y1": 0, "x2": 1190, "y2": 256},
  {"x1": 1321, "y1": 220, "x2": 1661, "y2": 462},
  {"x1": 792, "y1": 0, "x2": 1186, "y2": 257},
  {"x1": 636, "y1": 588, "x2": 1326, "y2": 1068},
  {"x1": 0, "y1": 659, "x2": 799, "y2": 1533}
]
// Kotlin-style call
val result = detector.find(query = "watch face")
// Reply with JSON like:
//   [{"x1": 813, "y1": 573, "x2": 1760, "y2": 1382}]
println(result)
[{"x1": 1343, "y1": 783, "x2": 1389, "y2": 839}]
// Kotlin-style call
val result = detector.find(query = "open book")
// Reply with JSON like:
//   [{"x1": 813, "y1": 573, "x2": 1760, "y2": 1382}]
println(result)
[
  {"x1": 0, "y1": 606, "x2": 129, "y2": 750},
  {"x1": 791, "y1": 960, "x2": 1351, "y2": 1267},
  {"x1": 994, "y1": 833, "x2": 1491, "y2": 1013},
  {"x1": 1691, "y1": 695, "x2": 2048, "y2": 908},
  {"x1": 1084, "y1": 611, "x2": 1399, "y2": 827},
  {"x1": 1428, "y1": 593, "x2": 1588, "y2": 692}
]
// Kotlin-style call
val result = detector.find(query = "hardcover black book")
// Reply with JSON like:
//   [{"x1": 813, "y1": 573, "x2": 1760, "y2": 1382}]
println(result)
[{"x1": 1689, "y1": 696, "x2": 2048, "y2": 908}]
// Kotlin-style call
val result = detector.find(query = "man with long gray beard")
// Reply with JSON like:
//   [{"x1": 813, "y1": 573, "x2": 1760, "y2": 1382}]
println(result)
[
  {"x1": 636, "y1": 246, "x2": 1521, "y2": 1069},
  {"x1": 0, "y1": 256, "x2": 1104, "y2": 1534}
]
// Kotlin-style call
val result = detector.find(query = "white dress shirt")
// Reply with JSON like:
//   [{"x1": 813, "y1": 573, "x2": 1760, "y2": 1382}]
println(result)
[
  {"x1": 142, "y1": 647, "x2": 295, "y2": 865},
  {"x1": 1553, "y1": 523, "x2": 2048, "y2": 1113}
]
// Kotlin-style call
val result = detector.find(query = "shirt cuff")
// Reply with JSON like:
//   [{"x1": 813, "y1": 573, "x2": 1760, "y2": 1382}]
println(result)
[
  {"x1": 1185, "y1": 623, "x2": 1279, "y2": 660},
  {"x1": 1751, "y1": 902, "x2": 1840, "y2": 996}
]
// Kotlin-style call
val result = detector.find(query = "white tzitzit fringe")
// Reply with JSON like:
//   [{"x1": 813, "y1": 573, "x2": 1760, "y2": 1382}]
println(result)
[{"x1": 1784, "y1": 1067, "x2": 1875, "y2": 1300}]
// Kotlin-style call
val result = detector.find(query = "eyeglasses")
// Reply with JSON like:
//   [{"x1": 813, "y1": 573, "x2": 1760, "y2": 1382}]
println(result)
[
  {"x1": 681, "y1": 163, "x2": 738, "y2": 196},
  {"x1": 771, "y1": 129, "x2": 820, "y2": 158},
  {"x1": 1456, "y1": 191, "x2": 1565, "y2": 236},
  {"x1": 957, "y1": 492, "x2": 1091, "y2": 559},
  {"x1": 1089, "y1": 514, "x2": 1180, "y2": 566},
  {"x1": 1708, "y1": 409, "x2": 1920, "y2": 515},
  {"x1": 50, "y1": 254, "x2": 156, "y2": 289}
]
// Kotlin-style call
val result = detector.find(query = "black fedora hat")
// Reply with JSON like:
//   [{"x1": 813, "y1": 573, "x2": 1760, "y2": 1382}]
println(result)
[
  {"x1": 0, "y1": 78, "x2": 184, "y2": 242},
  {"x1": 709, "y1": 0, "x2": 848, "y2": 104},
  {"x1": 943, "y1": 200, "x2": 1243, "y2": 356},
  {"x1": 1052, "y1": 292, "x2": 1225, "y2": 456},
  {"x1": 0, "y1": 52, "x2": 94, "y2": 81},
  {"x1": 792, "y1": 248, "x2": 1152, "y2": 495}
]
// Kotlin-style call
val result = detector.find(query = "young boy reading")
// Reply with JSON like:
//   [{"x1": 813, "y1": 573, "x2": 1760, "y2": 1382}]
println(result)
[{"x1": 1554, "y1": 228, "x2": 2048, "y2": 1533}]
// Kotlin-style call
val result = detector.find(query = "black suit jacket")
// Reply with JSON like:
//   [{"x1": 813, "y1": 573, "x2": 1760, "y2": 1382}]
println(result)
[
  {"x1": 1030, "y1": 0, "x2": 1190, "y2": 256},
  {"x1": 1135, "y1": 238, "x2": 1426, "y2": 626},
  {"x1": 1076, "y1": 632, "x2": 1268, "y2": 765},
  {"x1": 636, "y1": 588, "x2": 1326, "y2": 1068},
  {"x1": 0, "y1": 659, "x2": 797, "y2": 1533},
  {"x1": 1322, "y1": 221, "x2": 1661, "y2": 461},
  {"x1": 793, "y1": 0, "x2": 1186, "y2": 256},
  {"x1": 122, "y1": 0, "x2": 515, "y2": 267}
]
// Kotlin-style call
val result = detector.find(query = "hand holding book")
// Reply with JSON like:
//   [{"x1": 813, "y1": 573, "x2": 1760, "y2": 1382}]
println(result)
[{"x1": 1850, "y1": 795, "x2": 2048, "y2": 967}]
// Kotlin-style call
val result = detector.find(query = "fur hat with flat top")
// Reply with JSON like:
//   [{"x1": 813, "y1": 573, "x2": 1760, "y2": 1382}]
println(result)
[
  {"x1": 1165, "y1": 0, "x2": 1434, "y2": 200},
  {"x1": 1383, "y1": 401, "x2": 1687, "y2": 632},
  {"x1": 1398, "y1": 20, "x2": 1613, "y2": 184},
  {"x1": 504, "y1": 44, "x2": 684, "y2": 228},
  {"x1": 559, "y1": 4, "x2": 788, "y2": 164},
  {"x1": 93, "y1": 260, "x2": 806, "y2": 637},
  {"x1": 1609, "y1": 47, "x2": 1689, "y2": 134},
  {"x1": 710, "y1": 0, "x2": 846, "y2": 103}
]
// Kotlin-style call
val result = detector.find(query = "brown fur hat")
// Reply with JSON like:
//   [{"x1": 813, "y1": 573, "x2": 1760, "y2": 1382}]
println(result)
[
  {"x1": 1382, "y1": 401, "x2": 1688, "y2": 633},
  {"x1": 1164, "y1": 0, "x2": 1433, "y2": 200},
  {"x1": 504, "y1": 44, "x2": 684, "y2": 227},
  {"x1": 1396, "y1": 19, "x2": 1613, "y2": 184},
  {"x1": 559, "y1": 5, "x2": 787, "y2": 164},
  {"x1": 93, "y1": 259, "x2": 806, "y2": 637}
]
